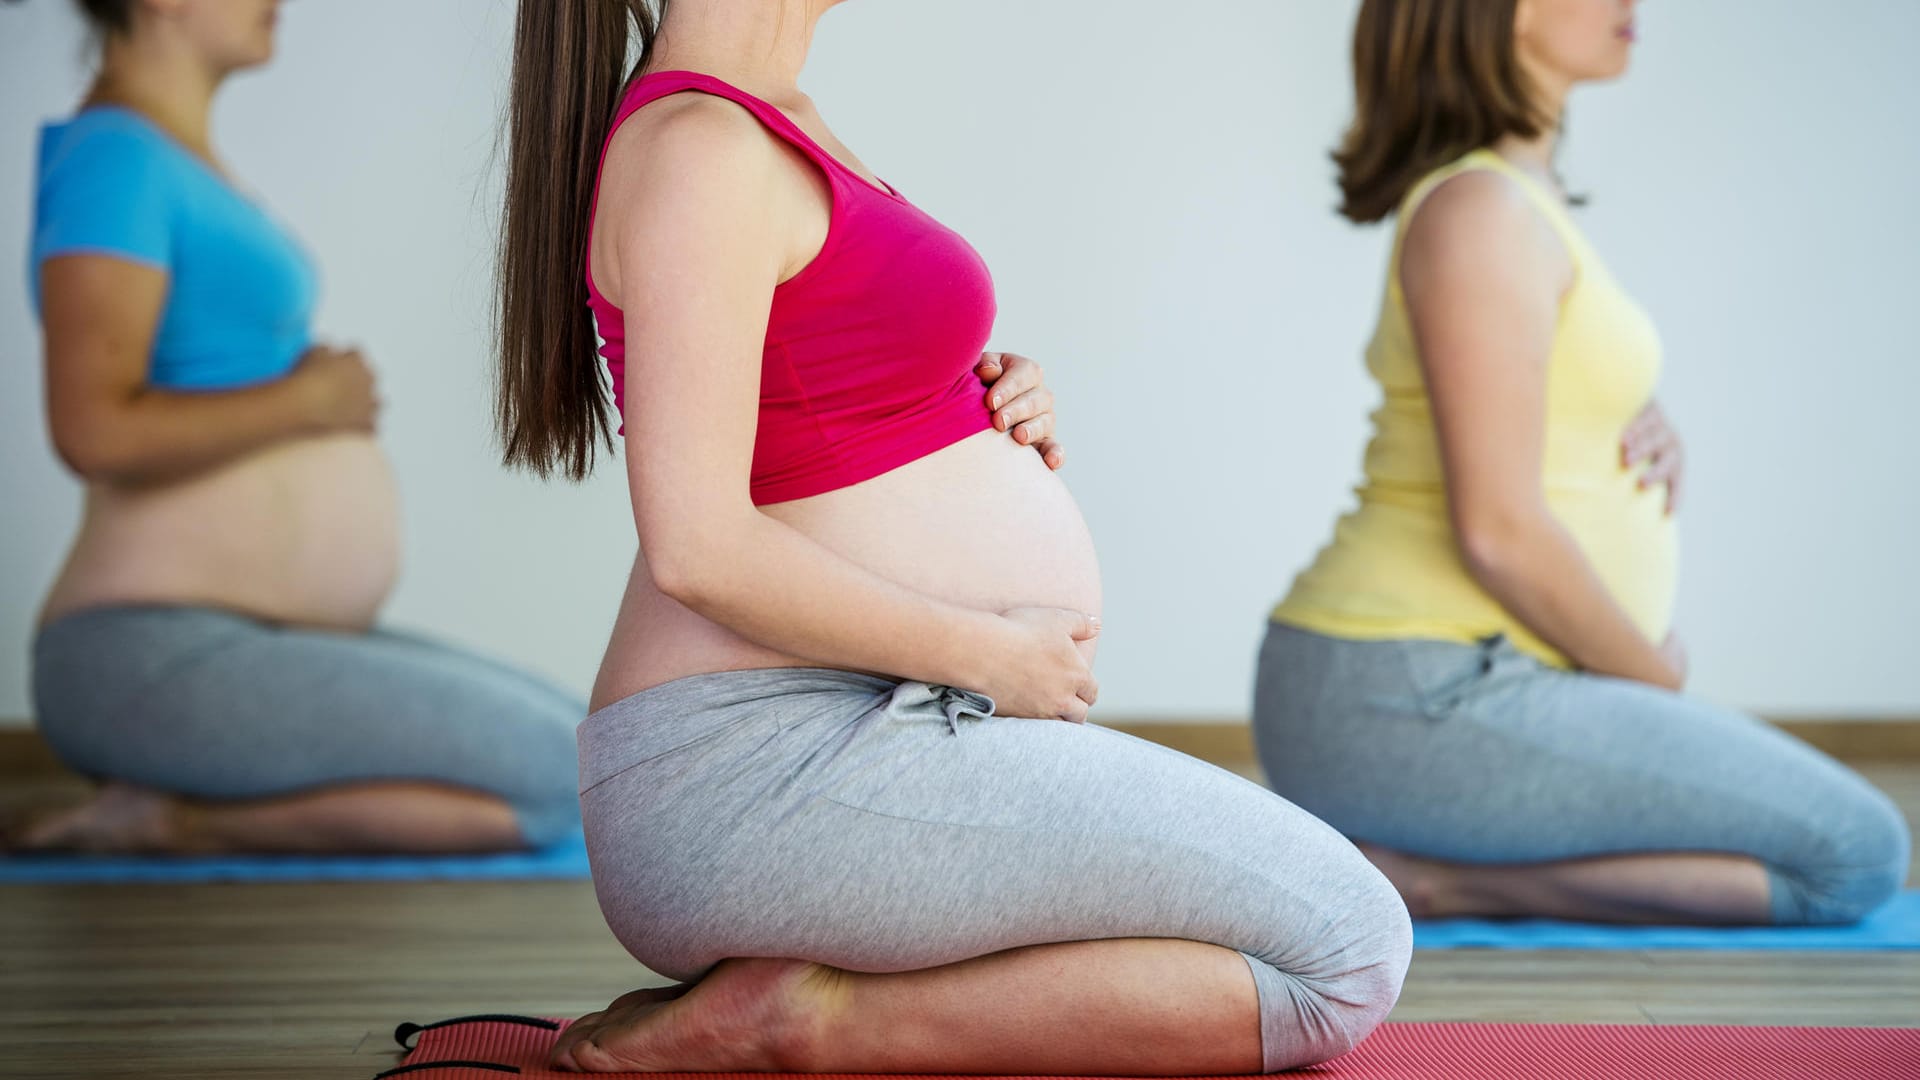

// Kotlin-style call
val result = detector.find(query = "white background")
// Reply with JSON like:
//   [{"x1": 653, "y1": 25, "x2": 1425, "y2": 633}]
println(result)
[{"x1": 2, "y1": 0, "x2": 1916, "y2": 726}]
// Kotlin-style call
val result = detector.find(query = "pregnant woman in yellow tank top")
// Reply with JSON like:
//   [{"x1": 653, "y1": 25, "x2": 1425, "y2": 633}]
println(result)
[{"x1": 1255, "y1": 0, "x2": 1908, "y2": 926}]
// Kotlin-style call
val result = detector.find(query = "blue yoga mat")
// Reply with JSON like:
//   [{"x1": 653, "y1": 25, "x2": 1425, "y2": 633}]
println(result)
[
  {"x1": 1413, "y1": 889, "x2": 1920, "y2": 950},
  {"x1": 5, "y1": 836, "x2": 1916, "y2": 954},
  {"x1": 0, "y1": 827, "x2": 593, "y2": 884}
]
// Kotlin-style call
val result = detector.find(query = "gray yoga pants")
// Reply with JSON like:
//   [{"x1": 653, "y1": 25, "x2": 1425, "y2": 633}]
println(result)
[
  {"x1": 1253, "y1": 622, "x2": 1910, "y2": 925},
  {"x1": 32, "y1": 604, "x2": 583, "y2": 846},
  {"x1": 578, "y1": 668, "x2": 1413, "y2": 1072}
]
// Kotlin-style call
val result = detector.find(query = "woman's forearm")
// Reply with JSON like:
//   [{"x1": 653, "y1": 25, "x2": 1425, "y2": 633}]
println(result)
[
  {"x1": 1458, "y1": 511, "x2": 1679, "y2": 689},
  {"x1": 59, "y1": 377, "x2": 329, "y2": 487},
  {"x1": 650, "y1": 510, "x2": 1014, "y2": 691}
]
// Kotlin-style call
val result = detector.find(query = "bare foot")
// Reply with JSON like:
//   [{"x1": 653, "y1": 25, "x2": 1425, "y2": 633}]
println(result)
[
  {"x1": 552, "y1": 958, "x2": 845, "y2": 1073},
  {"x1": 10, "y1": 784, "x2": 185, "y2": 853},
  {"x1": 1355, "y1": 841, "x2": 1455, "y2": 918},
  {"x1": 550, "y1": 985, "x2": 689, "y2": 1068}
]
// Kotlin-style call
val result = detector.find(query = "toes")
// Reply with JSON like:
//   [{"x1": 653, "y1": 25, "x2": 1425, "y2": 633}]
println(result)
[
  {"x1": 13, "y1": 807, "x2": 84, "y2": 850},
  {"x1": 550, "y1": 1029, "x2": 595, "y2": 1070},
  {"x1": 568, "y1": 1037, "x2": 627, "y2": 1073}
]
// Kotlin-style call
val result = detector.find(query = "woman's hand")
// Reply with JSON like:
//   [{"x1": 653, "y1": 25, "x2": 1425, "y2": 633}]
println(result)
[
  {"x1": 989, "y1": 607, "x2": 1101, "y2": 723},
  {"x1": 1622, "y1": 399, "x2": 1684, "y2": 514},
  {"x1": 291, "y1": 344, "x2": 381, "y2": 434},
  {"x1": 976, "y1": 352, "x2": 1064, "y2": 470}
]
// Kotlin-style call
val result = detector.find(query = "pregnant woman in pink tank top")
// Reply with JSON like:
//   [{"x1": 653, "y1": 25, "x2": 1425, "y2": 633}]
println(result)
[{"x1": 492, "y1": 1, "x2": 1410, "y2": 1074}]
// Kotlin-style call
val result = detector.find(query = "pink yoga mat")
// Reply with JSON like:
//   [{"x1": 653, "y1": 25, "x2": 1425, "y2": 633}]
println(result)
[{"x1": 378, "y1": 1015, "x2": 1920, "y2": 1079}]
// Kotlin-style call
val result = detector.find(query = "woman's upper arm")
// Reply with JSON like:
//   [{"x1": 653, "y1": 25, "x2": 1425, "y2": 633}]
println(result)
[
  {"x1": 38, "y1": 254, "x2": 170, "y2": 471},
  {"x1": 597, "y1": 99, "x2": 795, "y2": 558},
  {"x1": 35, "y1": 124, "x2": 177, "y2": 471},
  {"x1": 1399, "y1": 171, "x2": 1571, "y2": 536}
]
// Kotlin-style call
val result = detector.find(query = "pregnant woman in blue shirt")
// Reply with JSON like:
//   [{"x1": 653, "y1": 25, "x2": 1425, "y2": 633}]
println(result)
[{"x1": 13, "y1": 0, "x2": 589, "y2": 854}]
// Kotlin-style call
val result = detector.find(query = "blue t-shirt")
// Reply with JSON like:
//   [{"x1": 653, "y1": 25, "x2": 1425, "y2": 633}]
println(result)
[{"x1": 30, "y1": 106, "x2": 318, "y2": 390}]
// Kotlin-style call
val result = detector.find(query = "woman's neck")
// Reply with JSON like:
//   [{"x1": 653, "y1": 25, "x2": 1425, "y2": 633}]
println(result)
[
  {"x1": 648, "y1": 0, "x2": 829, "y2": 107},
  {"x1": 1493, "y1": 129, "x2": 1560, "y2": 176},
  {"x1": 85, "y1": 35, "x2": 222, "y2": 159},
  {"x1": 1493, "y1": 62, "x2": 1570, "y2": 182}
]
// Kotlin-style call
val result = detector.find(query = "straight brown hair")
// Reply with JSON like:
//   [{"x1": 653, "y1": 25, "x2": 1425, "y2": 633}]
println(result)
[
  {"x1": 1332, "y1": 0, "x2": 1550, "y2": 224},
  {"x1": 496, "y1": 0, "x2": 667, "y2": 479}
]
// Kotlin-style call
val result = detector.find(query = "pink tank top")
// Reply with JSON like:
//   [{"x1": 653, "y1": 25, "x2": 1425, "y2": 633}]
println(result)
[{"x1": 586, "y1": 71, "x2": 998, "y2": 505}]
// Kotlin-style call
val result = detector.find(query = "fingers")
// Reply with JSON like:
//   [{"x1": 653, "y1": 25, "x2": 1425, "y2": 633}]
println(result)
[
  {"x1": 1622, "y1": 401, "x2": 1659, "y2": 437},
  {"x1": 1004, "y1": 407, "x2": 1054, "y2": 447},
  {"x1": 982, "y1": 353, "x2": 1041, "y2": 412},
  {"x1": 1637, "y1": 444, "x2": 1683, "y2": 492},
  {"x1": 1631, "y1": 441, "x2": 1683, "y2": 515},
  {"x1": 1620, "y1": 401, "x2": 1662, "y2": 464},
  {"x1": 992, "y1": 385, "x2": 1054, "y2": 436},
  {"x1": 1637, "y1": 448, "x2": 1677, "y2": 486},
  {"x1": 1622, "y1": 424, "x2": 1669, "y2": 467},
  {"x1": 1035, "y1": 437, "x2": 1065, "y2": 470},
  {"x1": 1048, "y1": 675, "x2": 1098, "y2": 724},
  {"x1": 979, "y1": 353, "x2": 1059, "y2": 452},
  {"x1": 1068, "y1": 612, "x2": 1102, "y2": 641}
]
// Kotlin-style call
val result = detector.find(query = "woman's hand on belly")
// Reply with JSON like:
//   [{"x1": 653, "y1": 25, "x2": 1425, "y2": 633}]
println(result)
[
  {"x1": 976, "y1": 352, "x2": 1065, "y2": 471},
  {"x1": 39, "y1": 251, "x2": 382, "y2": 488},
  {"x1": 989, "y1": 607, "x2": 1102, "y2": 722},
  {"x1": 1621, "y1": 399, "x2": 1684, "y2": 515}
]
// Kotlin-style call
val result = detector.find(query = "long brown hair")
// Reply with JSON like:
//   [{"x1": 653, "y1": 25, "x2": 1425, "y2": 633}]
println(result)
[
  {"x1": 71, "y1": 0, "x2": 133, "y2": 35},
  {"x1": 496, "y1": 0, "x2": 667, "y2": 479},
  {"x1": 0, "y1": 1, "x2": 134, "y2": 39},
  {"x1": 1332, "y1": 0, "x2": 1550, "y2": 224}
]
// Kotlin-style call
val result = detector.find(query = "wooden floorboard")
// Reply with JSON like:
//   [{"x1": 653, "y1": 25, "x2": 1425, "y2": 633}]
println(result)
[{"x1": 2, "y1": 756, "x2": 1915, "y2": 1078}]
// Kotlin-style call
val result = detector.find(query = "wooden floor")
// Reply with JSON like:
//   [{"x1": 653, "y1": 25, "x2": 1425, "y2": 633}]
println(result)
[{"x1": 2, "y1": 761, "x2": 1915, "y2": 1080}]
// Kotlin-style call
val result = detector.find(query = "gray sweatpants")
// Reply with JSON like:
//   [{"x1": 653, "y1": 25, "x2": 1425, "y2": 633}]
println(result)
[
  {"x1": 1253, "y1": 622, "x2": 1911, "y2": 925},
  {"x1": 579, "y1": 668, "x2": 1411, "y2": 1073},
  {"x1": 32, "y1": 604, "x2": 583, "y2": 846}
]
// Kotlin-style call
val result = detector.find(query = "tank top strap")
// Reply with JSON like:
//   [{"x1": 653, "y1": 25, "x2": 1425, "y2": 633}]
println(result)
[
  {"x1": 1390, "y1": 149, "x2": 1588, "y2": 286},
  {"x1": 612, "y1": 70, "x2": 856, "y2": 195},
  {"x1": 588, "y1": 70, "x2": 865, "y2": 305}
]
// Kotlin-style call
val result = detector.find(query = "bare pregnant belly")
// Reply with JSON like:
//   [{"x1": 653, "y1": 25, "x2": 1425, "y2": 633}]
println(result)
[
  {"x1": 592, "y1": 430, "x2": 1103, "y2": 709},
  {"x1": 41, "y1": 434, "x2": 402, "y2": 631}
]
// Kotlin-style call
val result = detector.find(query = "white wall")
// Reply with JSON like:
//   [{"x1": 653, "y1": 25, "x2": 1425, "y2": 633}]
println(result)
[{"x1": 2, "y1": 0, "x2": 1915, "y2": 725}]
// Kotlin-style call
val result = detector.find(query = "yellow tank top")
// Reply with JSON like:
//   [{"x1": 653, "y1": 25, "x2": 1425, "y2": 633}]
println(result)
[{"x1": 1273, "y1": 149, "x2": 1677, "y2": 667}]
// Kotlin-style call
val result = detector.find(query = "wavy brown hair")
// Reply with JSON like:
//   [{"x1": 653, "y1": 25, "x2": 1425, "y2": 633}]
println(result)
[
  {"x1": 71, "y1": 0, "x2": 132, "y2": 35},
  {"x1": 496, "y1": 0, "x2": 666, "y2": 479},
  {"x1": 0, "y1": 0, "x2": 132, "y2": 38},
  {"x1": 1332, "y1": 0, "x2": 1552, "y2": 224}
]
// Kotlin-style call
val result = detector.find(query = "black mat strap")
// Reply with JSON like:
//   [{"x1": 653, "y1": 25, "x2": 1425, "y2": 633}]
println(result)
[
  {"x1": 393, "y1": 1014, "x2": 561, "y2": 1050},
  {"x1": 372, "y1": 1061, "x2": 520, "y2": 1077}
]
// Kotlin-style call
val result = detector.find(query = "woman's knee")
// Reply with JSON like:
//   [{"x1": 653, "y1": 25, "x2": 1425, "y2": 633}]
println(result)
[
  {"x1": 1772, "y1": 786, "x2": 1912, "y2": 925},
  {"x1": 31, "y1": 678, "x2": 169, "y2": 788},
  {"x1": 31, "y1": 705, "x2": 111, "y2": 781},
  {"x1": 1250, "y1": 856, "x2": 1412, "y2": 1070},
  {"x1": 1322, "y1": 871, "x2": 1415, "y2": 1039}
]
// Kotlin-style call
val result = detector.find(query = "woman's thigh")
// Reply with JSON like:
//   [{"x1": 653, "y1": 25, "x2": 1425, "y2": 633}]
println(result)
[
  {"x1": 34, "y1": 605, "x2": 581, "y2": 815},
  {"x1": 1254, "y1": 624, "x2": 1908, "y2": 885},
  {"x1": 589, "y1": 677, "x2": 1407, "y2": 987}
]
